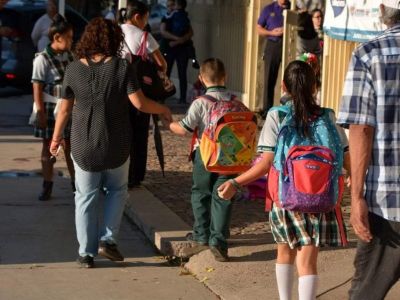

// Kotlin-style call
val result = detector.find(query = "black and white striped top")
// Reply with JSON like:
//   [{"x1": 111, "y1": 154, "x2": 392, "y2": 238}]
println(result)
[{"x1": 62, "y1": 57, "x2": 140, "y2": 172}]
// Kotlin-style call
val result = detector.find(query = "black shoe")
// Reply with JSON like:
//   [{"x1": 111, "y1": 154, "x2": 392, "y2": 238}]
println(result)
[
  {"x1": 185, "y1": 232, "x2": 208, "y2": 245},
  {"x1": 77, "y1": 255, "x2": 94, "y2": 268},
  {"x1": 98, "y1": 241, "x2": 124, "y2": 261},
  {"x1": 38, "y1": 180, "x2": 53, "y2": 201},
  {"x1": 210, "y1": 246, "x2": 229, "y2": 262},
  {"x1": 182, "y1": 232, "x2": 209, "y2": 258}
]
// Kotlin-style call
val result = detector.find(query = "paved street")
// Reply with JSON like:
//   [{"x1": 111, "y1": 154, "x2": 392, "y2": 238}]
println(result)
[{"x1": 0, "y1": 90, "x2": 216, "y2": 300}]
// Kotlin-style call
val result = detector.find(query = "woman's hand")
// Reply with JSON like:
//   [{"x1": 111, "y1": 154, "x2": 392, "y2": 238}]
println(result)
[
  {"x1": 36, "y1": 110, "x2": 47, "y2": 129},
  {"x1": 50, "y1": 138, "x2": 65, "y2": 157},
  {"x1": 217, "y1": 180, "x2": 237, "y2": 201},
  {"x1": 161, "y1": 106, "x2": 172, "y2": 124}
]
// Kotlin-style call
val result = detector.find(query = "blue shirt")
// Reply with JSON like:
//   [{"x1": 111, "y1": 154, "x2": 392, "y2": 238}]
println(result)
[
  {"x1": 258, "y1": 1, "x2": 290, "y2": 42},
  {"x1": 337, "y1": 24, "x2": 400, "y2": 222},
  {"x1": 169, "y1": 9, "x2": 190, "y2": 37}
]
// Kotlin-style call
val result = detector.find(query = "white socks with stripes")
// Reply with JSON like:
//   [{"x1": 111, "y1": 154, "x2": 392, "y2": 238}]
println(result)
[
  {"x1": 298, "y1": 275, "x2": 318, "y2": 300},
  {"x1": 275, "y1": 264, "x2": 318, "y2": 300},
  {"x1": 276, "y1": 264, "x2": 294, "y2": 300}
]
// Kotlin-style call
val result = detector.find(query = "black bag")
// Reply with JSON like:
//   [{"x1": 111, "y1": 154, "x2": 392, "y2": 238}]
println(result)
[{"x1": 126, "y1": 32, "x2": 176, "y2": 102}]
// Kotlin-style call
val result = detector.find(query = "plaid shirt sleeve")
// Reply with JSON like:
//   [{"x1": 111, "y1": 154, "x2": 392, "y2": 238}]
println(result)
[{"x1": 337, "y1": 52, "x2": 377, "y2": 129}]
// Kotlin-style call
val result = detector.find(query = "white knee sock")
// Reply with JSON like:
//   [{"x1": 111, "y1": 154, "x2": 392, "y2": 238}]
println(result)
[
  {"x1": 298, "y1": 275, "x2": 318, "y2": 300},
  {"x1": 275, "y1": 263, "x2": 294, "y2": 300}
]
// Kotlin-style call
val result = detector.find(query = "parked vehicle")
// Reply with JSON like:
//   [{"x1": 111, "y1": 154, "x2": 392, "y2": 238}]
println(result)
[{"x1": 0, "y1": 0, "x2": 87, "y2": 91}]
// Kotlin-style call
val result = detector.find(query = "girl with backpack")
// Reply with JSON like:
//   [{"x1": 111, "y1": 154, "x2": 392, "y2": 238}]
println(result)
[
  {"x1": 218, "y1": 60, "x2": 350, "y2": 300},
  {"x1": 119, "y1": 0, "x2": 168, "y2": 188},
  {"x1": 31, "y1": 14, "x2": 75, "y2": 200}
]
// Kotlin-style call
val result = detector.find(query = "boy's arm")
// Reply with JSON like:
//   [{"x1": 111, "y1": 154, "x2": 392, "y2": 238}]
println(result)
[{"x1": 169, "y1": 121, "x2": 188, "y2": 136}]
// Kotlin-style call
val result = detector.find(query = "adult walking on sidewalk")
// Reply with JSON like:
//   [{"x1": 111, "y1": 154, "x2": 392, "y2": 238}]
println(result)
[
  {"x1": 50, "y1": 18, "x2": 172, "y2": 268},
  {"x1": 338, "y1": 1, "x2": 400, "y2": 299},
  {"x1": 31, "y1": 14, "x2": 75, "y2": 201},
  {"x1": 257, "y1": 0, "x2": 290, "y2": 115}
]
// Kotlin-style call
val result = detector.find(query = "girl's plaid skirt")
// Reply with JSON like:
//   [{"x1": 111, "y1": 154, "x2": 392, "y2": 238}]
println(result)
[
  {"x1": 269, "y1": 204, "x2": 347, "y2": 249},
  {"x1": 33, "y1": 102, "x2": 71, "y2": 139}
]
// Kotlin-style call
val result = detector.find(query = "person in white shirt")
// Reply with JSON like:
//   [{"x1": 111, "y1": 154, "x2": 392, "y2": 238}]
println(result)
[
  {"x1": 119, "y1": 0, "x2": 167, "y2": 188},
  {"x1": 31, "y1": 0, "x2": 57, "y2": 52}
]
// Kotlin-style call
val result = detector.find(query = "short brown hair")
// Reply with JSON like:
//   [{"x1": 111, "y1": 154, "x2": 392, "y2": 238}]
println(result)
[
  {"x1": 75, "y1": 17, "x2": 124, "y2": 59},
  {"x1": 200, "y1": 58, "x2": 226, "y2": 83}
]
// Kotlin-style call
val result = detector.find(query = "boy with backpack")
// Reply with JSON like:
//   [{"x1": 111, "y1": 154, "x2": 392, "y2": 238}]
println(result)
[
  {"x1": 219, "y1": 60, "x2": 350, "y2": 299},
  {"x1": 166, "y1": 58, "x2": 257, "y2": 262}
]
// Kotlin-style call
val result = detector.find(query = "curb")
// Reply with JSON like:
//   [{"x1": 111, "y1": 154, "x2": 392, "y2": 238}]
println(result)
[{"x1": 124, "y1": 186, "x2": 192, "y2": 257}]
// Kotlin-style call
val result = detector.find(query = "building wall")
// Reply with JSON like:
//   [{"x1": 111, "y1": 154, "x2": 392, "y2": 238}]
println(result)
[
  {"x1": 185, "y1": 0, "x2": 247, "y2": 93},
  {"x1": 184, "y1": 0, "x2": 272, "y2": 110},
  {"x1": 320, "y1": 35, "x2": 358, "y2": 114}
]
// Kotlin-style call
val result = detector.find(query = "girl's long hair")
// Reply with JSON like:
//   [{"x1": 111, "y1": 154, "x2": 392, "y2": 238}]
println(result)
[
  {"x1": 283, "y1": 60, "x2": 320, "y2": 137},
  {"x1": 118, "y1": 0, "x2": 149, "y2": 24}
]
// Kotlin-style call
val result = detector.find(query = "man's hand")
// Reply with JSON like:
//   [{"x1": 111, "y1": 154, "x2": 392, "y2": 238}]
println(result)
[
  {"x1": 271, "y1": 27, "x2": 284, "y2": 37},
  {"x1": 36, "y1": 110, "x2": 47, "y2": 129},
  {"x1": 350, "y1": 198, "x2": 373, "y2": 242}
]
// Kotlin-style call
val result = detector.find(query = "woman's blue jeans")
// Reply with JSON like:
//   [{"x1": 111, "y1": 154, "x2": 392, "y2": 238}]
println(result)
[{"x1": 73, "y1": 159, "x2": 129, "y2": 257}]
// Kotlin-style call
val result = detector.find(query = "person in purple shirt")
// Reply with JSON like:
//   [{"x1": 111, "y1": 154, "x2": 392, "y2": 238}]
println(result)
[{"x1": 257, "y1": 0, "x2": 290, "y2": 116}]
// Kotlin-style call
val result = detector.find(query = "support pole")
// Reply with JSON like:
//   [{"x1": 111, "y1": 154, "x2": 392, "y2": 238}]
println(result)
[{"x1": 118, "y1": 0, "x2": 128, "y2": 9}]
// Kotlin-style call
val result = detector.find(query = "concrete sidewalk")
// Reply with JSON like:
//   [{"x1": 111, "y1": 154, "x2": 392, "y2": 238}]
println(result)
[
  {"x1": 126, "y1": 186, "x2": 400, "y2": 300},
  {"x1": 1, "y1": 130, "x2": 399, "y2": 299}
]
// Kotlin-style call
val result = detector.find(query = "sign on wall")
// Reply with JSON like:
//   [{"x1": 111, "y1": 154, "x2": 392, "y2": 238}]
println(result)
[{"x1": 324, "y1": 0, "x2": 386, "y2": 42}]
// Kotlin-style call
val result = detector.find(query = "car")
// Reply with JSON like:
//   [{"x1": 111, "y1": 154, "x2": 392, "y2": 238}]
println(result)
[
  {"x1": 148, "y1": 3, "x2": 167, "y2": 41},
  {"x1": 0, "y1": 0, "x2": 87, "y2": 91}
]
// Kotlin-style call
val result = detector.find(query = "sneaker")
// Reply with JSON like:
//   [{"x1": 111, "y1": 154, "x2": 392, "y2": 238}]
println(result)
[
  {"x1": 98, "y1": 241, "x2": 124, "y2": 261},
  {"x1": 185, "y1": 232, "x2": 208, "y2": 244},
  {"x1": 210, "y1": 246, "x2": 229, "y2": 262},
  {"x1": 77, "y1": 255, "x2": 94, "y2": 268},
  {"x1": 181, "y1": 243, "x2": 209, "y2": 258}
]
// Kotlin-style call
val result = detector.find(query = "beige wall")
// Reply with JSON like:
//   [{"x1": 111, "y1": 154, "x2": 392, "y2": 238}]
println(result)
[
  {"x1": 186, "y1": 0, "x2": 248, "y2": 93},
  {"x1": 320, "y1": 36, "x2": 358, "y2": 113},
  {"x1": 182, "y1": 0, "x2": 273, "y2": 111}
]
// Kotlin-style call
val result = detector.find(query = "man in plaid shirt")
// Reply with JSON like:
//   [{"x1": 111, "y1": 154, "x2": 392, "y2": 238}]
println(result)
[{"x1": 337, "y1": 1, "x2": 400, "y2": 299}]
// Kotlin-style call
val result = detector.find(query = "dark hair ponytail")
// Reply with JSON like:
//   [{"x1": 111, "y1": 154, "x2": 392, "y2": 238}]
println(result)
[
  {"x1": 118, "y1": 0, "x2": 149, "y2": 24},
  {"x1": 48, "y1": 14, "x2": 73, "y2": 41},
  {"x1": 283, "y1": 60, "x2": 320, "y2": 137}
]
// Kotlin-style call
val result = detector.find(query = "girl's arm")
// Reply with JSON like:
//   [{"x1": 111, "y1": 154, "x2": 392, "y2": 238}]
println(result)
[
  {"x1": 150, "y1": 49, "x2": 168, "y2": 73},
  {"x1": 32, "y1": 82, "x2": 47, "y2": 129},
  {"x1": 50, "y1": 99, "x2": 74, "y2": 155},
  {"x1": 218, "y1": 152, "x2": 275, "y2": 200}
]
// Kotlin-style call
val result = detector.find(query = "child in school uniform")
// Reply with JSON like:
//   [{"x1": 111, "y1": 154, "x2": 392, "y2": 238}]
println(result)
[
  {"x1": 166, "y1": 58, "x2": 237, "y2": 262},
  {"x1": 218, "y1": 60, "x2": 351, "y2": 299}
]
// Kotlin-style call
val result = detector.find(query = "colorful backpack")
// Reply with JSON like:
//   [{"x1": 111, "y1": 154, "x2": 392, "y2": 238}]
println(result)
[
  {"x1": 266, "y1": 104, "x2": 345, "y2": 214},
  {"x1": 193, "y1": 95, "x2": 258, "y2": 174}
]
